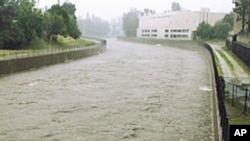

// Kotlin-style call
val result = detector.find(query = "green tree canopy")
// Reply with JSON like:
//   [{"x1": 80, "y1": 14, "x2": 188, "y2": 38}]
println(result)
[
  {"x1": 171, "y1": 2, "x2": 181, "y2": 11},
  {"x1": 0, "y1": 1, "x2": 81, "y2": 49},
  {"x1": 234, "y1": 0, "x2": 250, "y2": 32},
  {"x1": 212, "y1": 22, "x2": 231, "y2": 39},
  {"x1": 222, "y1": 12, "x2": 234, "y2": 27},
  {"x1": 122, "y1": 9, "x2": 139, "y2": 37},
  {"x1": 62, "y1": 2, "x2": 76, "y2": 15},
  {"x1": 16, "y1": 0, "x2": 41, "y2": 44},
  {"x1": 196, "y1": 22, "x2": 213, "y2": 39},
  {"x1": 79, "y1": 14, "x2": 110, "y2": 36},
  {"x1": 0, "y1": 0, "x2": 19, "y2": 48},
  {"x1": 196, "y1": 13, "x2": 234, "y2": 40},
  {"x1": 67, "y1": 15, "x2": 81, "y2": 39}
]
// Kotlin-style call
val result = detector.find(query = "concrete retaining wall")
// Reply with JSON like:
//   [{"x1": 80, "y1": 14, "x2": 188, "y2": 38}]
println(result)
[
  {"x1": 0, "y1": 43, "x2": 106, "y2": 76},
  {"x1": 118, "y1": 37, "x2": 211, "y2": 54},
  {"x1": 231, "y1": 41, "x2": 250, "y2": 67}
]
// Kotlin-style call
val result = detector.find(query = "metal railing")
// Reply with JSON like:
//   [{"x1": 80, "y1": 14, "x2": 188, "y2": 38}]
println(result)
[
  {"x1": 224, "y1": 77, "x2": 250, "y2": 115},
  {"x1": 200, "y1": 42, "x2": 230, "y2": 141}
]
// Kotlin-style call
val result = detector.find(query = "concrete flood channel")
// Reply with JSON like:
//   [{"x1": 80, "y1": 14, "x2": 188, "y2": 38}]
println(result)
[{"x1": 0, "y1": 39, "x2": 214, "y2": 140}]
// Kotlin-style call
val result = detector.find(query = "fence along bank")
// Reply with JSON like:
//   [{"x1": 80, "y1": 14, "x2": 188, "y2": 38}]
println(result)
[{"x1": 0, "y1": 39, "x2": 106, "y2": 76}]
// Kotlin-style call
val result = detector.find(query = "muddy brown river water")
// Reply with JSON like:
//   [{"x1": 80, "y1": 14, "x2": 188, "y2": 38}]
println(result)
[{"x1": 0, "y1": 39, "x2": 214, "y2": 141}]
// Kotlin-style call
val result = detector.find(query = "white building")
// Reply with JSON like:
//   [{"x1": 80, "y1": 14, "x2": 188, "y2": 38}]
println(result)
[{"x1": 137, "y1": 8, "x2": 227, "y2": 40}]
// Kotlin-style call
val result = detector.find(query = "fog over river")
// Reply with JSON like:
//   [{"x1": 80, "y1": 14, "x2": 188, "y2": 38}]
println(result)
[{"x1": 0, "y1": 39, "x2": 214, "y2": 140}]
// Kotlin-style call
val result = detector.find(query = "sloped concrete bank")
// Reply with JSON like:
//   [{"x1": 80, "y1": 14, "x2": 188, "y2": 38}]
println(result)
[
  {"x1": 118, "y1": 37, "x2": 213, "y2": 62},
  {"x1": 0, "y1": 43, "x2": 106, "y2": 76}
]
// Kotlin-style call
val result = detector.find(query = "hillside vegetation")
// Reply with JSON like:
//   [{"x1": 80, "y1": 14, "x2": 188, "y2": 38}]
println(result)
[{"x1": 0, "y1": 0, "x2": 81, "y2": 49}]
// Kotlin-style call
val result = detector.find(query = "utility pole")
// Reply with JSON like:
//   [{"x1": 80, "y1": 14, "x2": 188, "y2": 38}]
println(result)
[{"x1": 58, "y1": 0, "x2": 60, "y2": 5}]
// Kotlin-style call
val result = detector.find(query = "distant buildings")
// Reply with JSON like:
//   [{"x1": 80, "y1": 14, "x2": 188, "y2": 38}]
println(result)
[{"x1": 137, "y1": 8, "x2": 227, "y2": 40}]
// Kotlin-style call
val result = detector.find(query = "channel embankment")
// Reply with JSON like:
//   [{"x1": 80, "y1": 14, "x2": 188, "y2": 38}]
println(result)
[{"x1": 0, "y1": 40, "x2": 106, "y2": 76}]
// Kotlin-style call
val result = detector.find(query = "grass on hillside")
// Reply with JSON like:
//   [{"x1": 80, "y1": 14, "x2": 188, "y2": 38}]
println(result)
[
  {"x1": 217, "y1": 50, "x2": 236, "y2": 74},
  {"x1": 206, "y1": 39, "x2": 250, "y2": 124},
  {"x1": 226, "y1": 102, "x2": 250, "y2": 125},
  {"x1": 214, "y1": 54, "x2": 224, "y2": 76},
  {"x1": 56, "y1": 36, "x2": 96, "y2": 47},
  {"x1": 27, "y1": 36, "x2": 96, "y2": 49}
]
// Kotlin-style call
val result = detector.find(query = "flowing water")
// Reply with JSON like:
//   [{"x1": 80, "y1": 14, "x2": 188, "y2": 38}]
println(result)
[{"x1": 0, "y1": 39, "x2": 214, "y2": 141}]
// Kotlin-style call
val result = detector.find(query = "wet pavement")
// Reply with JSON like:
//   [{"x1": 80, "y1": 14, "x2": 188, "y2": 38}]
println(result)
[{"x1": 0, "y1": 39, "x2": 214, "y2": 141}]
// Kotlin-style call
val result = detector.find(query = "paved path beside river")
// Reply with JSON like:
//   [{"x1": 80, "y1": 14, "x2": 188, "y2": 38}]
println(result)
[{"x1": 0, "y1": 39, "x2": 214, "y2": 141}]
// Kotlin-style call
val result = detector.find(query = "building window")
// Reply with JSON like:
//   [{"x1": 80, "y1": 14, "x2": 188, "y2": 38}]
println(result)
[
  {"x1": 182, "y1": 29, "x2": 189, "y2": 32},
  {"x1": 142, "y1": 34, "x2": 150, "y2": 37},
  {"x1": 151, "y1": 34, "x2": 157, "y2": 37},
  {"x1": 181, "y1": 35, "x2": 188, "y2": 38},
  {"x1": 170, "y1": 34, "x2": 177, "y2": 38},
  {"x1": 165, "y1": 35, "x2": 169, "y2": 38},
  {"x1": 151, "y1": 29, "x2": 157, "y2": 32},
  {"x1": 142, "y1": 29, "x2": 150, "y2": 33},
  {"x1": 170, "y1": 34, "x2": 188, "y2": 38},
  {"x1": 171, "y1": 29, "x2": 189, "y2": 33},
  {"x1": 165, "y1": 29, "x2": 169, "y2": 32}
]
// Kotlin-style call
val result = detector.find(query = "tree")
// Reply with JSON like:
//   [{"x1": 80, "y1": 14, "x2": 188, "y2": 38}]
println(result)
[
  {"x1": 0, "y1": 0, "x2": 16, "y2": 31},
  {"x1": 45, "y1": 3, "x2": 81, "y2": 40},
  {"x1": 196, "y1": 13, "x2": 234, "y2": 40},
  {"x1": 78, "y1": 13, "x2": 110, "y2": 36},
  {"x1": 47, "y1": 4, "x2": 70, "y2": 29},
  {"x1": 172, "y1": 2, "x2": 181, "y2": 11},
  {"x1": 222, "y1": 12, "x2": 235, "y2": 28},
  {"x1": 61, "y1": 2, "x2": 81, "y2": 39},
  {"x1": 16, "y1": 0, "x2": 41, "y2": 44},
  {"x1": 212, "y1": 21, "x2": 231, "y2": 39},
  {"x1": 0, "y1": 0, "x2": 20, "y2": 48},
  {"x1": 109, "y1": 17, "x2": 124, "y2": 36},
  {"x1": 122, "y1": 9, "x2": 139, "y2": 37},
  {"x1": 62, "y1": 2, "x2": 76, "y2": 15},
  {"x1": 211, "y1": 13, "x2": 234, "y2": 39},
  {"x1": 0, "y1": 0, "x2": 45, "y2": 49},
  {"x1": 67, "y1": 15, "x2": 81, "y2": 39},
  {"x1": 44, "y1": 13, "x2": 66, "y2": 41},
  {"x1": 0, "y1": 1, "x2": 81, "y2": 49},
  {"x1": 196, "y1": 22, "x2": 213, "y2": 39},
  {"x1": 234, "y1": 0, "x2": 250, "y2": 32}
]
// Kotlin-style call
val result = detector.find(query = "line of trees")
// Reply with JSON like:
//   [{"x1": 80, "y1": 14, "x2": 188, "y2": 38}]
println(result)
[
  {"x1": 122, "y1": 8, "x2": 139, "y2": 37},
  {"x1": 78, "y1": 14, "x2": 124, "y2": 37},
  {"x1": 196, "y1": 13, "x2": 234, "y2": 39},
  {"x1": 78, "y1": 14, "x2": 110, "y2": 36},
  {"x1": 234, "y1": 0, "x2": 250, "y2": 33},
  {"x1": 122, "y1": 8, "x2": 156, "y2": 37},
  {"x1": 0, "y1": 0, "x2": 81, "y2": 49}
]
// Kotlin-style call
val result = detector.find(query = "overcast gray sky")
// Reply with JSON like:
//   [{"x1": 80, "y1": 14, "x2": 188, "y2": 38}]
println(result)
[{"x1": 39, "y1": 0, "x2": 234, "y2": 20}]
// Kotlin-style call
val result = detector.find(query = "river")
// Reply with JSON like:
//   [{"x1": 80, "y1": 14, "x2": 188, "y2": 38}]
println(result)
[{"x1": 0, "y1": 39, "x2": 214, "y2": 141}]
